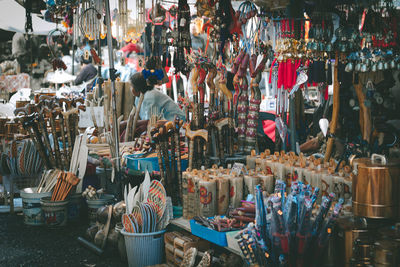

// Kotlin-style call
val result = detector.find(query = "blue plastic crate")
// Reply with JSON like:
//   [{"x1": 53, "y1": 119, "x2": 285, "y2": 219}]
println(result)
[
  {"x1": 189, "y1": 219, "x2": 228, "y2": 247},
  {"x1": 125, "y1": 154, "x2": 188, "y2": 173}
]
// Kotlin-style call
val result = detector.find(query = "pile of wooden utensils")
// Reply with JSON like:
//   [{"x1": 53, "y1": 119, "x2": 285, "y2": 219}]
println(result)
[
  {"x1": 51, "y1": 171, "x2": 80, "y2": 201},
  {"x1": 14, "y1": 96, "x2": 86, "y2": 171},
  {"x1": 36, "y1": 169, "x2": 62, "y2": 193},
  {"x1": 150, "y1": 118, "x2": 185, "y2": 205},
  {"x1": 36, "y1": 168, "x2": 83, "y2": 200}
]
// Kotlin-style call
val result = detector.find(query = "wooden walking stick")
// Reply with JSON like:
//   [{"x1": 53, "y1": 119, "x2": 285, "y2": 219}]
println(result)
[
  {"x1": 190, "y1": 67, "x2": 200, "y2": 130},
  {"x1": 43, "y1": 107, "x2": 63, "y2": 169},
  {"x1": 21, "y1": 114, "x2": 52, "y2": 169},
  {"x1": 184, "y1": 124, "x2": 208, "y2": 171},
  {"x1": 215, "y1": 118, "x2": 229, "y2": 160},
  {"x1": 354, "y1": 82, "x2": 371, "y2": 143},
  {"x1": 160, "y1": 123, "x2": 174, "y2": 200},
  {"x1": 62, "y1": 108, "x2": 80, "y2": 163},
  {"x1": 130, "y1": 93, "x2": 144, "y2": 141},
  {"x1": 206, "y1": 66, "x2": 218, "y2": 158},
  {"x1": 59, "y1": 98, "x2": 73, "y2": 111},
  {"x1": 30, "y1": 114, "x2": 55, "y2": 168},
  {"x1": 324, "y1": 52, "x2": 340, "y2": 162},
  {"x1": 190, "y1": 66, "x2": 202, "y2": 168},
  {"x1": 54, "y1": 107, "x2": 68, "y2": 168},
  {"x1": 165, "y1": 121, "x2": 176, "y2": 182},
  {"x1": 174, "y1": 117, "x2": 183, "y2": 202},
  {"x1": 37, "y1": 110, "x2": 57, "y2": 165},
  {"x1": 151, "y1": 127, "x2": 166, "y2": 183},
  {"x1": 197, "y1": 66, "x2": 208, "y2": 128},
  {"x1": 124, "y1": 103, "x2": 136, "y2": 142},
  {"x1": 217, "y1": 58, "x2": 234, "y2": 156},
  {"x1": 72, "y1": 105, "x2": 86, "y2": 141},
  {"x1": 207, "y1": 67, "x2": 217, "y2": 113}
]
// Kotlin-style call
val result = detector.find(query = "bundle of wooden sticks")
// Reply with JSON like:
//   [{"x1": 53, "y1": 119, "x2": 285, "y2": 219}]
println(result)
[{"x1": 51, "y1": 171, "x2": 80, "y2": 201}]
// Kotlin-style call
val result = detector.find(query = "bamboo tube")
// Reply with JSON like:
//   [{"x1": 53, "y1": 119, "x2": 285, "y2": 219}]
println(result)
[
  {"x1": 354, "y1": 82, "x2": 371, "y2": 143},
  {"x1": 216, "y1": 177, "x2": 229, "y2": 215},
  {"x1": 324, "y1": 52, "x2": 340, "y2": 162}
]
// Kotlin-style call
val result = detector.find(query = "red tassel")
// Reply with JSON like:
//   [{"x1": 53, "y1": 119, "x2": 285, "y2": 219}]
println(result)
[{"x1": 90, "y1": 48, "x2": 101, "y2": 65}]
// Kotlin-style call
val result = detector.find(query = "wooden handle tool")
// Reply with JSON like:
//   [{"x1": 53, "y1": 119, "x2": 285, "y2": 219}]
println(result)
[
  {"x1": 174, "y1": 117, "x2": 184, "y2": 202},
  {"x1": 184, "y1": 123, "x2": 208, "y2": 170},
  {"x1": 43, "y1": 107, "x2": 62, "y2": 169}
]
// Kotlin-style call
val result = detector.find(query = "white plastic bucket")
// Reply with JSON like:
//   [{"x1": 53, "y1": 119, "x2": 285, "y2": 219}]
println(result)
[
  {"x1": 20, "y1": 187, "x2": 52, "y2": 226},
  {"x1": 121, "y1": 229, "x2": 166, "y2": 267}
]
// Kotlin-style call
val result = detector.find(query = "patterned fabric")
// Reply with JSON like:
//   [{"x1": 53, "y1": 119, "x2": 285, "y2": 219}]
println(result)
[{"x1": 0, "y1": 73, "x2": 30, "y2": 93}]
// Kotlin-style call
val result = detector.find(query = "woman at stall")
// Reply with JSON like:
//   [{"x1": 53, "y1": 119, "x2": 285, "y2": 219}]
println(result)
[
  {"x1": 120, "y1": 72, "x2": 185, "y2": 139},
  {"x1": 130, "y1": 72, "x2": 185, "y2": 121}
]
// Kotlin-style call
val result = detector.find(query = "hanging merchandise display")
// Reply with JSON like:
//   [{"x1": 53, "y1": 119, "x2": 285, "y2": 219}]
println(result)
[
  {"x1": 2, "y1": 0, "x2": 400, "y2": 266},
  {"x1": 79, "y1": 0, "x2": 105, "y2": 41}
]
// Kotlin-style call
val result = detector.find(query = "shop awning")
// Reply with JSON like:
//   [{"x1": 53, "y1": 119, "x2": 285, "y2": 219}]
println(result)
[{"x1": 0, "y1": 0, "x2": 59, "y2": 35}]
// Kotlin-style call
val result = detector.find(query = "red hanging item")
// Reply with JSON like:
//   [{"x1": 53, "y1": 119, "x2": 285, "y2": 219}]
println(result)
[
  {"x1": 269, "y1": 58, "x2": 278, "y2": 84},
  {"x1": 277, "y1": 61, "x2": 284, "y2": 89}
]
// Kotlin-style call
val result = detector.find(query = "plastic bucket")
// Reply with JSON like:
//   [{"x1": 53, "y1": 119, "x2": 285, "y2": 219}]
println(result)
[
  {"x1": 115, "y1": 223, "x2": 127, "y2": 262},
  {"x1": 86, "y1": 194, "x2": 114, "y2": 225},
  {"x1": 121, "y1": 229, "x2": 166, "y2": 267},
  {"x1": 20, "y1": 187, "x2": 52, "y2": 226},
  {"x1": 67, "y1": 193, "x2": 83, "y2": 222},
  {"x1": 40, "y1": 196, "x2": 69, "y2": 227}
]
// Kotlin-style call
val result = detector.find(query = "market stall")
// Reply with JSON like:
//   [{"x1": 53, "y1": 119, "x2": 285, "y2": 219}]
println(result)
[{"x1": 0, "y1": 0, "x2": 400, "y2": 266}]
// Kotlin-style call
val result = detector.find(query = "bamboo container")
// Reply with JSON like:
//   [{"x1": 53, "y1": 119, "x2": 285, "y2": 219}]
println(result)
[
  {"x1": 216, "y1": 177, "x2": 230, "y2": 215},
  {"x1": 246, "y1": 150, "x2": 258, "y2": 170},
  {"x1": 193, "y1": 175, "x2": 202, "y2": 217},
  {"x1": 199, "y1": 178, "x2": 217, "y2": 217},
  {"x1": 333, "y1": 171, "x2": 344, "y2": 201},
  {"x1": 284, "y1": 160, "x2": 294, "y2": 193},
  {"x1": 259, "y1": 172, "x2": 275, "y2": 194},
  {"x1": 303, "y1": 164, "x2": 314, "y2": 189},
  {"x1": 186, "y1": 170, "x2": 198, "y2": 218},
  {"x1": 229, "y1": 175, "x2": 244, "y2": 209},
  {"x1": 321, "y1": 167, "x2": 335, "y2": 199},
  {"x1": 244, "y1": 172, "x2": 260, "y2": 197}
]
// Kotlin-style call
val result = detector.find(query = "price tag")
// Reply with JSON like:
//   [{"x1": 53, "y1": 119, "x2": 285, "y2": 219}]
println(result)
[
  {"x1": 231, "y1": 162, "x2": 247, "y2": 176},
  {"x1": 180, "y1": 18, "x2": 186, "y2": 27},
  {"x1": 79, "y1": 107, "x2": 104, "y2": 128}
]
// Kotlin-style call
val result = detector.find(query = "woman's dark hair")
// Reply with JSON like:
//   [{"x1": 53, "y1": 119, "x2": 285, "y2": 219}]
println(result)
[{"x1": 130, "y1": 72, "x2": 153, "y2": 94}]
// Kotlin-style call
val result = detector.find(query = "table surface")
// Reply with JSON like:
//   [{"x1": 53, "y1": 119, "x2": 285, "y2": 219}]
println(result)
[{"x1": 170, "y1": 217, "x2": 243, "y2": 257}]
